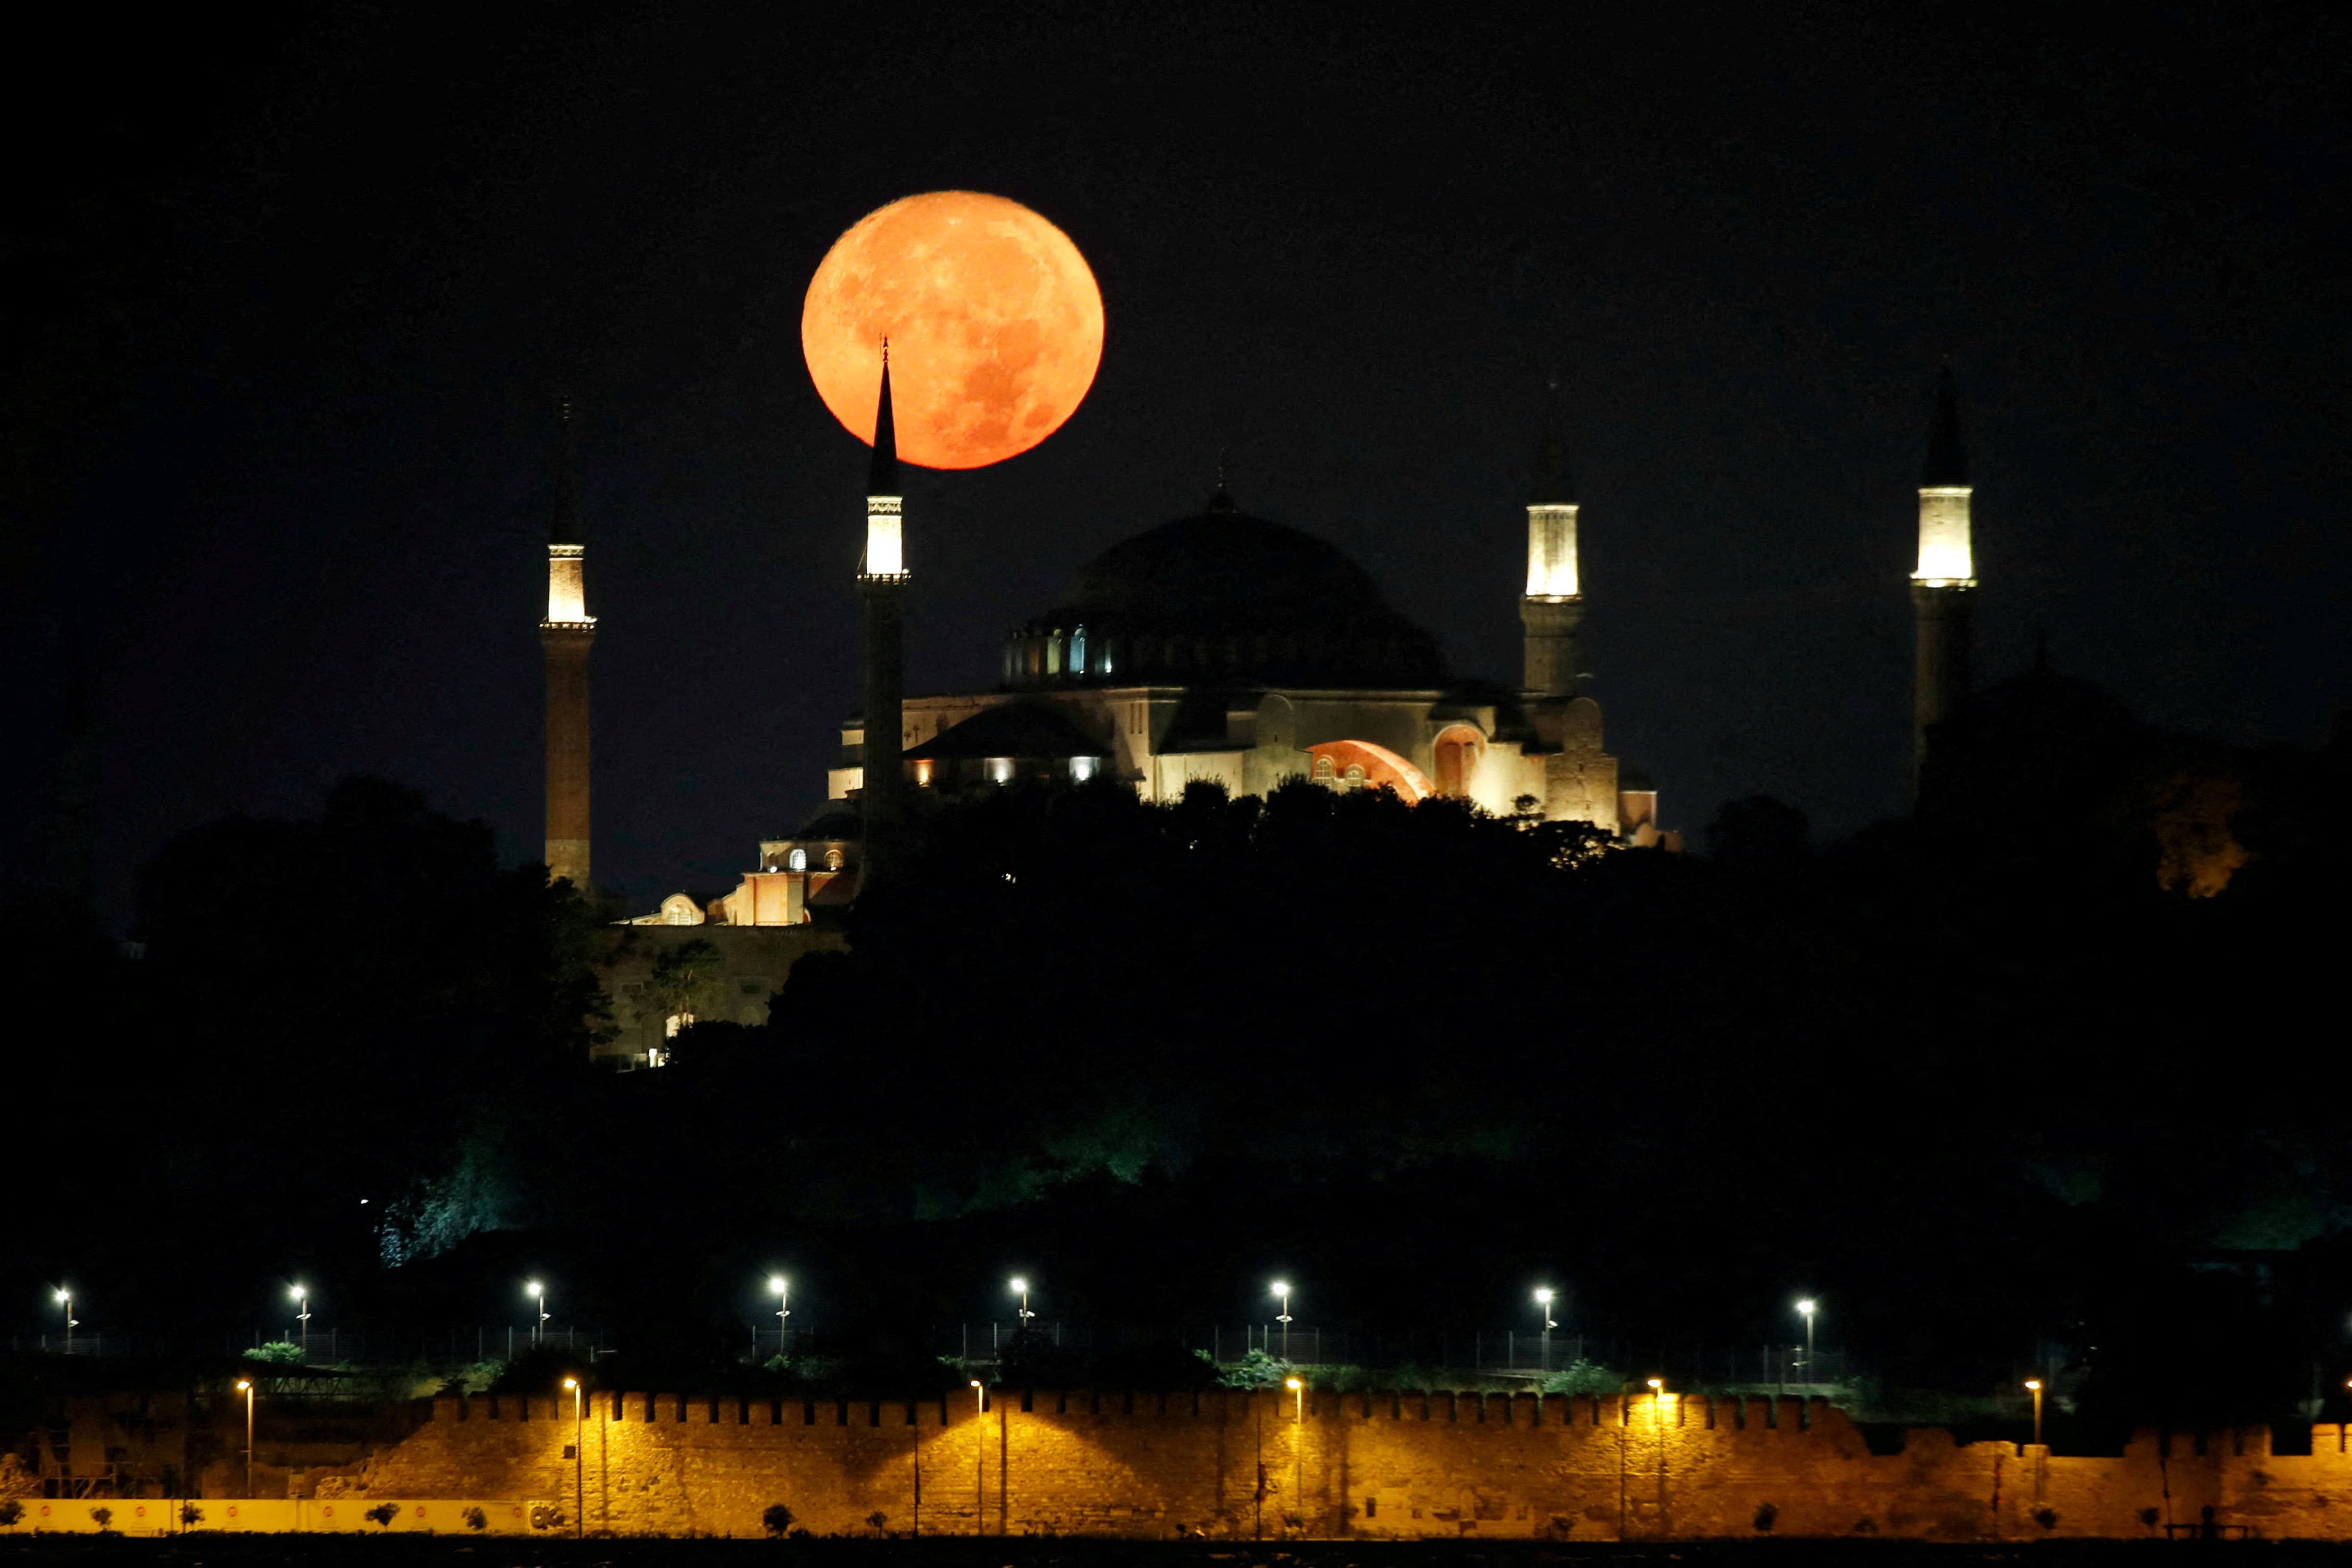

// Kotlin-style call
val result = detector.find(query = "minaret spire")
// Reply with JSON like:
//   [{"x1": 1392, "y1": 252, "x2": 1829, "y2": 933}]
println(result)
[
  {"x1": 540, "y1": 393, "x2": 596, "y2": 887},
  {"x1": 1910, "y1": 366, "x2": 1977, "y2": 796},
  {"x1": 1520, "y1": 371, "x2": 1584, "y2": 696},
  {"x1": 858, "y1": 344, "x2": 908, "y2": 884}
]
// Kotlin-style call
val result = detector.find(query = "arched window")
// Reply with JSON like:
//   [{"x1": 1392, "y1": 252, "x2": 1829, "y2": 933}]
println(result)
[
  {"x1": 825, "y1": 848, "x2": 845, "y2": 871},
  {"x1": 1069, "y1": 625, "x2": 1087, "y2": 676},
  {"x1": 1342, "y1": 763, "x2": 1368, "y2": 791},
  {"x1": 1312, "y1": 755, "x2": 1336, "y2": 783},
  {"x1": 787, "y1": 848, "x2": 808, "y2": 872}
]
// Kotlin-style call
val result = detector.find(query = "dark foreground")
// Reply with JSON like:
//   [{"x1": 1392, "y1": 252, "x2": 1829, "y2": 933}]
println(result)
[{"x1": 6, "y1": 1542, "x2": 2352, "y2": 1568}]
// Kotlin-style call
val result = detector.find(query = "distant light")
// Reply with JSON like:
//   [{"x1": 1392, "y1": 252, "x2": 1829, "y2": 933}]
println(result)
[
  {"x1": 1646, "y1": 1377, "x2": 1663, "y2": 1391},
  {"x1": 1283, "y1": 1378, "x2": 1303, "y2": 1391},
  {"x1": 53, "y1": 1291, "x2": 67, "y2": 1304},
  {"x1": 236, "y1": 1380, "x2": 252, "y2": 1392},
  {"x1": 1534, "y1": 1288, "x2": 1555, "y2": 1305},
  {"x1": 1009, "y1": 1276, "x2": 1028, "y2": 1294},
  {"x1": 563, "y1": 1377, "x2": 578, "y2": 1390},
  {"x1": 1796, "y1": 1298, "x2": 1816, "y2": 1316},
  {"x1": 969, "y1": 1379, "x2": 982, "y2": 1390},
  {"x1": 528, "y1": 1281, "x2": 544, "y2": 1298},
  {"x1": 291, "y1": 1285, "x2": 306, "y2": 1301},
  {"x1": 1271, "y1": 1280, "x2": 1290, "y2": 1295},
  {"x1": 769, "y1": 1276, "x2": 788, "y2": 1295},
  {"x1": 2023, "y1": 1379, "x2": 2042, "y2": 1391},
  {"x1": 359, "y1": 1198, "x2": 368, "y2": 1205}
]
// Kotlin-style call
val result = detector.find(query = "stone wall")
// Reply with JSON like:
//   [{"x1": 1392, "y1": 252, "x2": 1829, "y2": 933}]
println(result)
[{"x1": 354, "y1": 1388, "x2": 2352, "y2": 1542}]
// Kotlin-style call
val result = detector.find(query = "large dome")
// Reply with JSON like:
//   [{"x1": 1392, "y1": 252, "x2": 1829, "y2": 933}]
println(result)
[{"x1": 1003, "y1": 495, "x2": 1448, "y2": 690}]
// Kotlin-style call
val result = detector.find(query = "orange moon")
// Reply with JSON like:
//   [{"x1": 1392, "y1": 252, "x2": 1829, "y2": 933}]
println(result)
[{"x1": 802, "y1": 191, "x2": 1104, "y2": 470}]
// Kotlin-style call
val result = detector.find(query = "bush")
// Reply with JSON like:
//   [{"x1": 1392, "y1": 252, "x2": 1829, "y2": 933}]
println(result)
[
  {"x1": 365, "y1": 1502, "x2": 401, "y2": 1528},
  {"x1": 1540, "y1": 1359, "x2": 1625, "y2": 1397},
  {"x1": 1218, "y1": 1348, "x2": 1296, "y2": 1389},
  {"x1": 89, "y1": 1506, "x2": 114, "y2": 1531},
  {"x1": 762, "y1": 1503, "x2": 796, "y2": 1537},
  {"x1": 245, "y1": 1341, "x2": 305, "y2": 1365},
  {"x1": 0, "y1": 1500, "x2": 23, "y2": 1529},
  {"x1": 180, "y1": 1503, "x2": 204, "y2": 1526},
  {"x1": 463, "y1": 1506, "x2": 488, "y2": 1531}
]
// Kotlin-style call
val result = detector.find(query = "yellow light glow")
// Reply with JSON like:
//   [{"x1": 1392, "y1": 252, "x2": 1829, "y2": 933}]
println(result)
[
  {"x1": 1284, "y1": 1377, "x2": 1302, "y2": 1390},
  {"x1": 1525, "y1": 503, "x2": 1580, "y2": 599},
  {"x1": 865, "y1": 498, "x2": 905, "y2": 577},
  {"x1": 562, "y1": 1377, "x2": 578, "y2": 1390},
  {"x1": 2023, "y1": 1379, "x2": 2041, "y2": 1391},
  {"x1": 1913, "y1": 486, "x2": 1975, "y2": 585},
  {"x1": 545, "y1": 545, "x2": 594, "y2": 624},
  {"x1": 236, "y1": 1380, "x2": 251, "y2": 1392},
  {"x1": 1646, "y1": 1377, "x2": 1663, "y2": 1390}
]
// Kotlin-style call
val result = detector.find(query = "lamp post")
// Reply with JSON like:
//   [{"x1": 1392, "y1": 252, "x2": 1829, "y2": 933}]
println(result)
[
  {"x1": 236, "y1": 1379, "x2": 255, "y2": 1496},
  {"x1": 291, "y1": 1285, "x2": 311, "y2": 1355},
  {"x1": 970, "y1": 1380, "x2": 986, "y2": 1533},
  {"x1": 1009, "y1": 1277, "x2": 1033, "y2": 1333},
  {"x1": 769, "y1": 1276, "x2": 790, "y2": 1356},
  {"x1": 1272, "y1": 1281, "x2": 1293, "y2": 1363},
  {"x1": 562, "y1": 1377, "x2": 584, "y2": 1537},
  {"x1": 1795, "y1": 1298, "x2": 1816, "y2": 1385},
  {"x1": 2024, "y1": 1378, "x2": 2044, "y2": 1446},
  {"x1": 54, "y1": 1291, "x2": 75, "y2": 1355},
  {"x1": 1284, "y1": 1376, "x2": 1305, "y2": 1530},
  {"x1": 528, "y1": 1281, "x2": 548, "y2": 1346},
  {"x1": 1534, "y1": 1289, "x2": 1558, "y2": 1374}
]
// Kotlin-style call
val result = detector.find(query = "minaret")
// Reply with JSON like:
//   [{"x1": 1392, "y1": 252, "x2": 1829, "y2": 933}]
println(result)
[
  {"x1": 1521, "y1": 375, "x2": 1584, "y2": 697},
  {"x1": 540, "y1": 398, "x2": 596, "y2": 887},
  {"x1": 858, "y1": 346, "x2": 908, "y2": 871},
  {"x1": 1911, "y1": 368, "x2": 1976, "y2": 794}
]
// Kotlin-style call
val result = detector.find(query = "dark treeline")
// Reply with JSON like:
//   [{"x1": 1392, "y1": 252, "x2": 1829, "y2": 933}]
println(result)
[{"x1": 8, "y1": 666, "x2": 2349, "y2": 1429}]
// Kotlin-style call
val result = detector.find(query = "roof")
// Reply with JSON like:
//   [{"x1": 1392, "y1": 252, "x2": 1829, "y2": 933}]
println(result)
[
  {"x1": 903, "y1": 701, "x2": 1108, "y2": 760},
  {"x1": 1011, "y1": 503, "x2": 1448, "y2": 689}
]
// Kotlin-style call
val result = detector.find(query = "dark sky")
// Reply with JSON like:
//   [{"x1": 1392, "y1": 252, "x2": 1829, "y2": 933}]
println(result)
[{"x1": 7, "y1": 0, "x2": 2347, "y2": 923}]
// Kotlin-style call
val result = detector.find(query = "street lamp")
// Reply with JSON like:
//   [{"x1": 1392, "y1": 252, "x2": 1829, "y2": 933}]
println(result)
[
  {"x1": 236, "y1": 1379, "x2": 255, "y2": 1496},
  {"x1": 769, "y1": 1276, "x2": 790, "y2": 1353},
  {"x1": 562, "y1": 1377, "x2": 584, "y2": 1537},
  {"x1": 2024, "y1": 1379, "x2": 2044, "y2": 1446},
  {"x1": 1272, "y1": 1281, "x2": 1293, "y2": 1363},
  {"x1": 528, "y1": 1281, "x2": 549, "y2": 1346},
  {"x1": 291, "y1": 1285, "x2": 311, "y2": 1352},
  {"x1": 1009, "y1": 1277, "x2": 1033, "y2": 1331},
  {"x1": 1795, "y1": 1298, "x2": 1816, "y2": 1384},
  {"x1": 1534, "y1": 1289, "x2": 1558, "y2": 1373},
  {"x1": 54, "y1": 1291, "x2": 75, "y2": 1355}
]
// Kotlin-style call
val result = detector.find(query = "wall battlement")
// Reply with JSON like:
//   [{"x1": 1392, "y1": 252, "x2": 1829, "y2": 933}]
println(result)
[{"x1": 354, "y1": 1388, "x2": 2352, "y2": 1542}]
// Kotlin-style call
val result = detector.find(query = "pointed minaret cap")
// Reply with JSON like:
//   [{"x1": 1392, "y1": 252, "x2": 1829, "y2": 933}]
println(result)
[
  {"x1": 1922, "y1": 366, "x2": 1967, "y2": 487},
  {"x1": 550, "y1": 394, "x2": 582, "y2": 545},
  {"x1": 867, "y1": 341, "x2": 901, "y2": 496},
  {"x1": 1529, "y1": 371, "x2": 1576, "y2": 505}
]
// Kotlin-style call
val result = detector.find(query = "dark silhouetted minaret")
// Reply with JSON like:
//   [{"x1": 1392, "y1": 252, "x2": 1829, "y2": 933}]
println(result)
[
  {"x1": 541, "y1": 397, "x2": 596, "y2": 887},
  {"x1": 1911, "y1": 368, "x2": 1976, "y2": 795},
  {"x1": 858, "y1": 347, "x2": 907, "y2": 878},
  {"x1": 1521, "y1": 375, "x2": 1584, "y2": 697}
]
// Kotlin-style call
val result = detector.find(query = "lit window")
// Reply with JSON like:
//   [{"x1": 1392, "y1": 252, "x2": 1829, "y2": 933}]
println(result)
[
  {"x1": 787, "y1": 848, "x2": 807, "y2": 872},
  {"x1": 989, "y1": 757, "x2": 1014, "y2": 784},
  {"x1": 1071, "y1": 756, "x2": 1098, "y2": 782},
  {"x1": 1070, "y1": 625, "x2": 1087, "y2": 675},
  {"x1": 825, "y1": 849, "x2": 844, "y2": 870},
  {"x1": 1313, "y1": 756, "x2": 1335, "y2": 783},
  {"x1": 1343, "y1": 763, "x2": 1367, "y2": 791}
]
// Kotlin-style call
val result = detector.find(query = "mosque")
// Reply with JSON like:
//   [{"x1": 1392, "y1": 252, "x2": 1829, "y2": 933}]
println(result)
[{"x1": 554, "y1": 366, "x2": 1978, "y2": 1065}]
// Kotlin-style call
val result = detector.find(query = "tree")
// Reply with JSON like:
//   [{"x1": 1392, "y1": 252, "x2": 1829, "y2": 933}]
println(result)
[
  {"x1": 762, "y1": 1503, "x2": 796, "y2": 1537},
  {"x1": 644, "y1": 937, "x2": 723, "y2": 1032}
]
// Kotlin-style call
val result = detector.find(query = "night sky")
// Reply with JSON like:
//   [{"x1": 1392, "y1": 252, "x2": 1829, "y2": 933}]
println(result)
[{"x1": 8, "y1": 1, "x2": 2347, "y2": 923}]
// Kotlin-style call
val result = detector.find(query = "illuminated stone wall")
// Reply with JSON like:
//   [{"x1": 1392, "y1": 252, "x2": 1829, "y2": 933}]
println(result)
[{"x1": 353, "y1": 1389, "x2": 2352, "y2": 1541}]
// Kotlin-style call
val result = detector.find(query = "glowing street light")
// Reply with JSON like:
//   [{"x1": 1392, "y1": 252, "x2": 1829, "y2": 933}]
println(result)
[
  {"x1": 54, "y1": 1290, "x2": 75, "y2": 1355},
  {"x1": 769, "y1": 1276, "x2": 790, "y2": 1351},
  {"x1": 1795, "y1": 1298, "x2": 1817, "y2": 1384},
  {"x1": 1284, "y1": 1376, "x2": 1306, "y2": 1526},
  {"x1": 291, "y1": 1284, "x2": 311, "y2": 1351},
  {"x1": 236, "y1": 1378, "x2": 255, "y2": 1495},
  {"x1": 527, "y1": 1281, "x2": 549, "y2": 1346},
  {"x1": 1534, "y1": 1288, "x2": 1558, "y2": 1373},
  {"x1": 562, "y1": 1377, "x2": 584, "y2": 1537},
  {"x1": 1272, "y1": 1280, "x2": 1293, "y2": 1363},
  {"x1": 2024, "y1": 1378, "x2": 2044, "y2": 1446},
  {"x1": 1009, "y1": 1276, "x2": 1034, "y2": 1331}
]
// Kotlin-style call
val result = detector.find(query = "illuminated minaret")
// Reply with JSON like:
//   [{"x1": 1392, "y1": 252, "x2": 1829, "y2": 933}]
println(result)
[
  {"x1": 858, "y1": 346, "x2": 907, "y2": 865},
  {"x1": 540, "y1": 398, "x2": 596, "y2": 886},
  {"x1": 1910, "y1": 368, "x2": 1976, "y2": 794},
  {"x1": 1520, "y1": 375, "x2": 1584, "y2": 697}
]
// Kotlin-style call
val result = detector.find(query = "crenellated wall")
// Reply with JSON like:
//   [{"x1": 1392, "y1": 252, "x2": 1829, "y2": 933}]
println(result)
[{"x1": 350, "y1": 1389, "x2": 2352, "y2": 1542}]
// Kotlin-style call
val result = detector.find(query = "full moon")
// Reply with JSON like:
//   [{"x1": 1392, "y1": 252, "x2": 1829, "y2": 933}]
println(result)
[{"x1": 802, "y1": 191, "x2": 1104, "y2": 470}]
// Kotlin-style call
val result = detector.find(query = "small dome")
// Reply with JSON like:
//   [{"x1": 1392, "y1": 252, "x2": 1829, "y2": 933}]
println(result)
[{"x1": 1006, "y1": 505, "x2": 1447, "y2": 690}]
